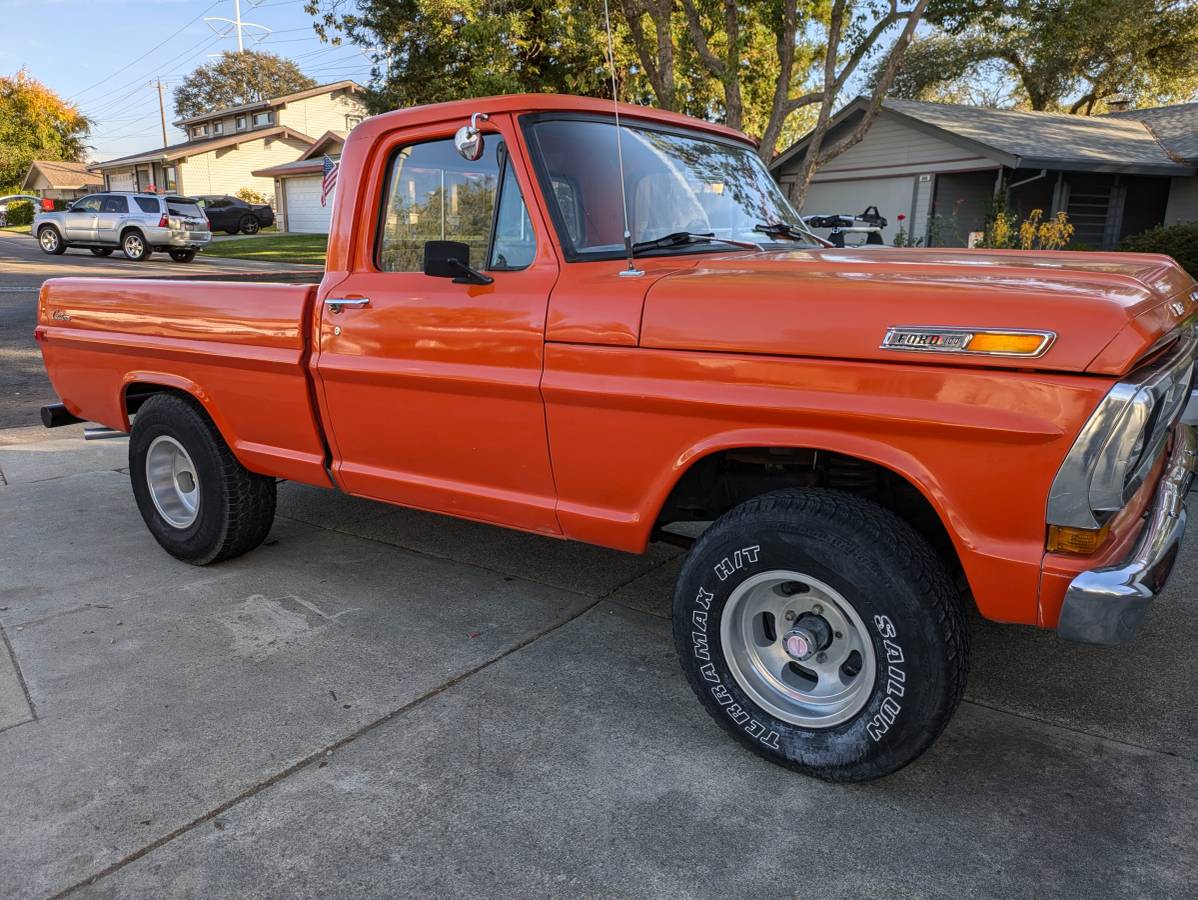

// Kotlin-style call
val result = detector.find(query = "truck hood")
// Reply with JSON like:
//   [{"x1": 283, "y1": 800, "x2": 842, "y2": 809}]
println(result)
[{"x1": 640, "y1": 247, "x2": 1197, "y2": 375}]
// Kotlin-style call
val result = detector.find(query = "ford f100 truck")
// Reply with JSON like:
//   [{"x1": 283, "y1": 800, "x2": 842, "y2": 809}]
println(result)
[{"x1": 36, "y1": 95, "x2": 1198, "y2": 781}]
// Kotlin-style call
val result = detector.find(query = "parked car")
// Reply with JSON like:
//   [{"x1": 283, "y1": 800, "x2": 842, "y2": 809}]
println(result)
[
  {"x1": 33, "y1": 193, "x2": 211, "y2": 262},
  {"x1": 195, "y1": 195, "x2": 274, "y2": 235},
  {"x1": 0, "y1": 194, "x2": 39, "y2": 227},
  {"x1": 34, "y1": 94, "x2": 1198, "y2": 782}
]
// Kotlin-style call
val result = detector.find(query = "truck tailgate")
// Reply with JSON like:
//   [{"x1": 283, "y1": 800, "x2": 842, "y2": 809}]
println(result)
[{"x1": 37, "y1": 278, "x2": 330, "y2": 486}]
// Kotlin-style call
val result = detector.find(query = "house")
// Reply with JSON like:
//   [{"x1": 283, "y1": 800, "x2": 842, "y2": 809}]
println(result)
[
  {"x1": 770, "y1": 98, "x2": 1198, "y2": 248},
  {"x1": 252, "y1": 130, "x2": 345, "y2": 233},
  {"x1": 20, "y1": 160, "x2": 102, "y2": 200},
  {"x1": 90, "y1": 81, "x2": 365, "y2": 201}
]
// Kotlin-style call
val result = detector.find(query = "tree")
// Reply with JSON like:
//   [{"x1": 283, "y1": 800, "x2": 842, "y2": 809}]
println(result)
[
  {"x1": 0, "y1": 69, "x2": 90, "y2": 193},
  {"x1": 882, "y1": 0, "x2": 1198, "y2": 113},
  {"x1": 173, "y1": 51, "x2": 317, "y2": 120},
  {"x1": 304, "y1": 0, "x2": 933, "y2": 185}
]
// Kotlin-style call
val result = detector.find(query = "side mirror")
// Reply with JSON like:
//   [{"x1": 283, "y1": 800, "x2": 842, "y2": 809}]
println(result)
[
  {"x1": 423, "y1": 240, "x2": 494, "y2": 286},
  {"x1": 454, "y1": 112, "x2": 490, "y2": 162}
]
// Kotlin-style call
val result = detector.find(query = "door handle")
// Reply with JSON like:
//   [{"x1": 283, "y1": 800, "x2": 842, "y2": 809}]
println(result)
[{"x1": 324, "y1": 297, "x2": 370, "y2": 313}]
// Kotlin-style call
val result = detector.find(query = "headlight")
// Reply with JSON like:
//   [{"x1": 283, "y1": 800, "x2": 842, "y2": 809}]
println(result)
[{"x1": 1048, "y1": 332, "x2": 1196, "y2": 531}]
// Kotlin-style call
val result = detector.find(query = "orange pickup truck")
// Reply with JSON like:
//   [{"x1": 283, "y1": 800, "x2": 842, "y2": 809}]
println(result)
[{"x1": 36, "y1": 95, "x2": 1198, "y2": 781}]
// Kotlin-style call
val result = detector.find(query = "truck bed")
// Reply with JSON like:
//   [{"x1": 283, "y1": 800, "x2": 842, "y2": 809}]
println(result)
[{"x1": 36, "y1": 278, "x2": 330, "y2": 486}]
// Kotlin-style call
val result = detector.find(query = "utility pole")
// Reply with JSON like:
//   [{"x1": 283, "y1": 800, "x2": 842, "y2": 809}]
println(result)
[{"x1": 155, "y1": 79, "x2": 168, "y2": 148}]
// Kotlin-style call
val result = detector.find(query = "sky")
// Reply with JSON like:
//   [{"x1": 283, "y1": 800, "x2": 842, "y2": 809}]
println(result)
[{"x1": 2, "y1": 0, "x2": 374, "y2": 162}]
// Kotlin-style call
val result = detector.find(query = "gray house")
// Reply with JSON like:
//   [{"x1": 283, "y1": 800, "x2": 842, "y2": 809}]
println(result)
[{"x1": 770, "y1": 98, "x2": 1198, "y2": 248}]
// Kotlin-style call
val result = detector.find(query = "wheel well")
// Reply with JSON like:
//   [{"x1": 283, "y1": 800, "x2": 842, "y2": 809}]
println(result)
[
  {"x1": 655, "y1": 447, "x2": 965, "y2": 584},
  {"x1": 37, "y1": 223, "x2": 59, "y2": 235},
  {"x1": 123, "y1": 382, "x2": 191, "y2": 420},
  {"x1": 119, "y1": 225, "x2": 144, "y2": 240}
]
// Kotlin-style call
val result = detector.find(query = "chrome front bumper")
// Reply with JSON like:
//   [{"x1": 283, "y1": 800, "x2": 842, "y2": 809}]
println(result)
[{"x1": 1058, "y1": 423, "x2": 1197, "y2": 644}]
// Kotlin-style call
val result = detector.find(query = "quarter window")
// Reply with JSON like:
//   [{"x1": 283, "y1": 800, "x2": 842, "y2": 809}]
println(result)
[
  {"x1": 134, "y1": 197, "x2": 159, "y2": 213},
  {"x1": 376, "y1": 137, "x2": 535, "y2": 273}
]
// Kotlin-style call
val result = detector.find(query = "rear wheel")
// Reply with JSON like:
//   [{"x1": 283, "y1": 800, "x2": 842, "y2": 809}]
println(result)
[
  {"x1": 239, "y1": 214, "x2": 260, "y2": 235},
  {"x1": 672, "y1": 488, "x2": 968, "y2": 781},
  {"x1": 91, "y1": 247, "x2": 114, "y2": 257},
  {"x1": 38, "y1": 226, "x2": 65, "y2": 255},
  {"x1": 122, "y1": 230, "x2": 151, "y2": 261},
  {"x1": 169, "y1": 248, "x2": 196, "y2": 263},
  {"x1": 129, "y1": 393, "x2": 276, "y2": 565}
]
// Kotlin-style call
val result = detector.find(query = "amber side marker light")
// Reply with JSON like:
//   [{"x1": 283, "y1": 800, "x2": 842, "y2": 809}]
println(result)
[
  {"x1": 1047, "y1": 523, "x2": 1112, "y2": 555},
  {"x1": 965, "y1": 332, "x2": 1048, "y2": 355}
]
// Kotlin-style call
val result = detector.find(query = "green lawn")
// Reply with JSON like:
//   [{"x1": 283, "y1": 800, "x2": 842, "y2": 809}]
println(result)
[
  {"x1": 0, "y1": 224, "x2": 31, "y2": 234},
  {"x1": 201, "y1": 232, "x2": 327, "y2": 266}
]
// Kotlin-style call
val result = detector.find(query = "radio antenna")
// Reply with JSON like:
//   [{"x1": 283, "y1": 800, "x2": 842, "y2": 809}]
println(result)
[{"x1": 602, "y1": 0, "x2": 643, "y2": 277}]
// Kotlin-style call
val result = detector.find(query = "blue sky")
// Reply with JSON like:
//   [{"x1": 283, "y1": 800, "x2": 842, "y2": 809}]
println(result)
[{"x1": 3, "y1": 0, "x2": 373, "y2": 162}]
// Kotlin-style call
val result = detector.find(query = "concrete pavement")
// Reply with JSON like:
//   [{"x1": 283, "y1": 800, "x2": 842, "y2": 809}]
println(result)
[{"x1": 0, "y1": 428, "x2": 1195, "y2": 897}]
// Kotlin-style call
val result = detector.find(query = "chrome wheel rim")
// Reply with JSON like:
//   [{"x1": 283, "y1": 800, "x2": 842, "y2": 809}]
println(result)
[
  {"x1": 124, "y1": 234, "x2": 143, "y2": 257},
  {"x1": 40, "y1": 229, "x2": 58, "y2": 251},
  {"x1": 146, "y1": 436, "x2": 200, "y2": 529},
  {"x1": 243, "y1": 217, "x2": 258, "y2": 234},
  {"x1": 721, "y1": 570, "x2": 876, "y2": 728}
]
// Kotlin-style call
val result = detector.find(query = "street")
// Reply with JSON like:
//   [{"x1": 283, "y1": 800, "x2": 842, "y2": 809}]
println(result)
[{"x1": 1, "y1": 238, "x2": 1196, "y2": 897}]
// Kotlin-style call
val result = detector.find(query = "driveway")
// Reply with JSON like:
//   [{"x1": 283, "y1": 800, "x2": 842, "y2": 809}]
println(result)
[{"x1": 0, "y1": 428, "x2": 1195, "y2": 897}]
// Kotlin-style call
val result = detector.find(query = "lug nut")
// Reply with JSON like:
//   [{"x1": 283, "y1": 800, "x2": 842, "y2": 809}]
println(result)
[
  {"x1": 812, "y1": 603, "x2": 823, "y2": 615},
  {"x1": 784, "y1": 610, "x2": 796, "y2": 621},
  {"x1": 835, "y1": 631, "x2": 843, "y2": 639},
  {"x1": 816, "y1": 652, "x2": 827, "y2": 663}
]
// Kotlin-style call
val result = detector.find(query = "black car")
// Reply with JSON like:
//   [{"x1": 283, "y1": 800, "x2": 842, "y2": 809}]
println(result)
[{"x1": 195, "y1": 196, "x2": 275, "y2": 235}]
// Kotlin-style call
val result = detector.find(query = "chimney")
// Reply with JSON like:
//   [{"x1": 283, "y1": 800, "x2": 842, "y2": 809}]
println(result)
[{"x1": 1107, "y1": 97, "x2": 1132, "y2": 113}]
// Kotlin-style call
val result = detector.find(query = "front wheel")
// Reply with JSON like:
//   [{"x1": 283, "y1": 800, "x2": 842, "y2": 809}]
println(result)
[
  {"x1": 122, "y1": 231, "x2": 151, "y2": 261},
  {"x1": 673, "y1": 488, "x2": 968, "y2": 782},
  {"x1": 239, "y1": 215, "x2": 260, "y2": 235},
  {"x1": 169, "y1": 248, "x2": 196, "y2": 263},
  {"x1": 129, "y1": 393, "x2": 277, "y2": 565},
  {"x1": 38, "y1": 226, "x2": 65, "y2": 255}
]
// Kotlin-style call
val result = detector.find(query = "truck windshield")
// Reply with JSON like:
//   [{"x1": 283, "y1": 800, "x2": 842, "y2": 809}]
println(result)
[{"x1": 525, "y1": 118, "x2": 810, "y2": 261}]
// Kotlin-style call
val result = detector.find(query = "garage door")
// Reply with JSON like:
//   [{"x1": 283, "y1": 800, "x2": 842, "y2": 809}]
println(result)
[
  {"x1": 106, "y1": 171, "x2": 136, "y2": 191},
  {"x1": 285, "y1": 175, "x2": 333, "y2": 234},
  {"x1": 799, "y1": 176, "x2": 916, "y2": 244}
]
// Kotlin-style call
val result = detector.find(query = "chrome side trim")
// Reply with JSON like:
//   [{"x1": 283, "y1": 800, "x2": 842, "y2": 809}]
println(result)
[
  {"x1": 880, "y1": 326, "x2": 1056, "y2": 357},
  {"x1": 1057, "y1": 425, "x2": 1197, "y2": 644}
]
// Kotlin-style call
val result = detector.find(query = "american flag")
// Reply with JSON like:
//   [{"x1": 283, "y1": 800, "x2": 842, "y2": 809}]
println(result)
[{"x1": 321, "y1": 155, "x2": 339, "y2": 207}]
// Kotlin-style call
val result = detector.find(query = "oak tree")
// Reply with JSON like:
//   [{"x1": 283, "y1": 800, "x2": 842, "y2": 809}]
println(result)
[{"x1": 173, "y1": 51, "x2": 318, "y2": 120}]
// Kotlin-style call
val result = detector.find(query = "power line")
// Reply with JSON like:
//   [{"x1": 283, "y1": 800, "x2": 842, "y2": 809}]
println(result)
[{"x1": 68, "y1": 0, "x2": 223, "y2": 102}]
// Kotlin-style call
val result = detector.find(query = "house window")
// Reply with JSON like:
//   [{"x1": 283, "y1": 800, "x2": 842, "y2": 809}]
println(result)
[
  {"x1": 346, "y1": 115, "x2": 363, "y2": 130},
  {"x1": 163, "y1": 165, "x2": 178, "y2": 192},
  {"x1": 236, "y1": 115, "x2": 246, "y2": 130},
  {"x1": 192, "y1": 124, "x2": 209, "y2": 139},
  {"x1": 213, "y1": 121, "x2": 224, "y2": 135},
  {"x1": 252, "y1": 110, "x2": 273, "y2": 127}
]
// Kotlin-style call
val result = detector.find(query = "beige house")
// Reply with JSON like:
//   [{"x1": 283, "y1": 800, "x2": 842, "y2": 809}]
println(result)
[
  {"x1": 252, "y1": 131, "x2": 346, "y2": 233},
  {"x1": 21, "y1": 160, "x2": 102, "y2": 200},
  {"x1": 90, "y1": 81, "x2": 365, "y2": 201}
]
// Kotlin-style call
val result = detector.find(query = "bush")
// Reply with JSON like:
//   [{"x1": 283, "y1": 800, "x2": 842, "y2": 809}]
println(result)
[
  {"x1": 4, "y1": 200, "x2": 34, "y2": 226},
  {"x1": 1120, "y1": 222, "x2": 1198, "y2": 278},
  {"x1": 235, "y1": 187, "x2": 270, "y2": 206}
]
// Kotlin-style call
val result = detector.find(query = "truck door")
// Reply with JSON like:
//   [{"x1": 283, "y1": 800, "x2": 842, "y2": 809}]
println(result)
[
  {"x1": 313, "y1": 116, "x2": 562, "y2": 534},
  {"x1": 64, "y1": 194, "x2": 100, "y2": 242}
]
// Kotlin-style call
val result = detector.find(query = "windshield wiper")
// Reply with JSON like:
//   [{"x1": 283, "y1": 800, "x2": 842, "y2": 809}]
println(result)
[
  {"x1": 754, "y1": 221, "x2": 832, "y2": 248},
  {"x1": 630, "y1": 231, "x2": 759, "y2": 255}
]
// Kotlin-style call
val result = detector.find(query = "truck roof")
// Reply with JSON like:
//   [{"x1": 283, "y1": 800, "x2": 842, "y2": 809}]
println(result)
[{"x1": 361, "y1": 93, "x2": 755, "y2": 147}]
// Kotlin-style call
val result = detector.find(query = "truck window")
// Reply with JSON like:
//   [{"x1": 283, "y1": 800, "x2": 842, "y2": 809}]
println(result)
[
  {"x1": 488, "y1": 155, "x2": 535, "y2": 270},
  {"x1": 134, "y1": 197, "x2": 159, "y2": 213},
  {"x1": 377, "y1": 137, "x2": 533, "y2": 273},
  {"x1": 100, "y1": 196, "x2": 128, "y2": 213}
]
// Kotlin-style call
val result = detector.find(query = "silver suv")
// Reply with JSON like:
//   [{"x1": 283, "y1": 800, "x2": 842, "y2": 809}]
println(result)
[{"x1": 34, "y1": 193, "x2": 211, "y2": 262}]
